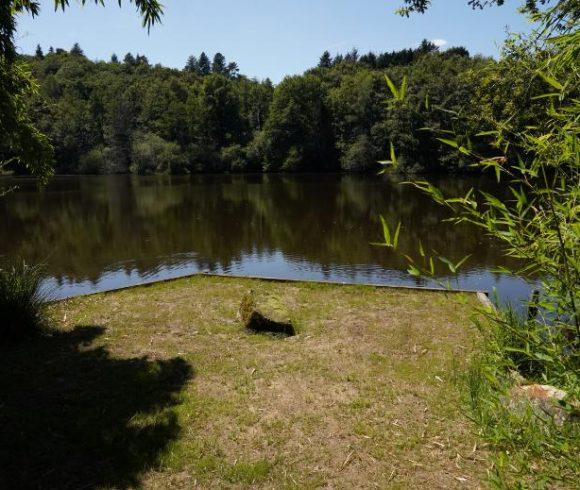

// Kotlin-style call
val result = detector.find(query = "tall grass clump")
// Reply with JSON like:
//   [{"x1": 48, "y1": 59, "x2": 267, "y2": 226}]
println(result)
[
  {"x1": 0, "y1": 261, "x2": 49, "y2": 341},
  {"x1": 464, "y1": 309, "x2": 580, "y2": 486}
]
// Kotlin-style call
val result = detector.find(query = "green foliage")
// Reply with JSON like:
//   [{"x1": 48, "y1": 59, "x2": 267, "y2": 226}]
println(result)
[
  {"x1": 464, "y1": 309, "x2": 580, "y2": 487},
  {"x1": 198, "y1": 52, "x2": 211, "y2": 76},
  {"x1": 392, "y1": 1, "x2": 580, "y2": 485},
  {"x1": 4, "y1": 39, "x2": 493, "y2": 176},
  {"x1": 131, "y1": 132, "x2": 186, "y2": 175},
  {"x1": 0, "y1": 60, "x2": 53, "y2": 181},
  {"x1": 258, "y1": 75, "x2": 336, "y2": 171},
  {"x1": 340, "y1": 135, "x2": 377, "y2": 172},
  {"x1": 0, "y1": 260, "x2": 48, "y2": 341},
  {"x1": 0, "y1": 0, "x2": 164, "y2": 183},
  {"x1": 78, "y1": 145, "x2": 113, "y2": 174},
  {"x1": 220, "y1": 144, "x2": 249, "y2": 172},
  {"x1": 318, "y1": 50, "x2": 332, "y2": 69}
]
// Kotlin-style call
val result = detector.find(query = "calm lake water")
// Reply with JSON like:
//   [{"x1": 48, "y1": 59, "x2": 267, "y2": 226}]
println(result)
[{"x1": 0, "y1": 174, "x2": 531, "y2": 303}]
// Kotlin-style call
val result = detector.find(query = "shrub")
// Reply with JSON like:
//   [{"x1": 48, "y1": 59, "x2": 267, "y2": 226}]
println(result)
[
  {"x1": 220, "y1": 144, "x2": 248, "y2": 172},
  {"x1": 131, "y1": 132, "x2": 187, "y2": 175},
  {"x1": 340, "y1": 135, "x2": 376, "y2": 172},
  {"x1": 0, "y1": 261, "x2": 49, "y2": 341},
  {"x1": 78, "y1": 146, "x2": 114, "y2": 174}
]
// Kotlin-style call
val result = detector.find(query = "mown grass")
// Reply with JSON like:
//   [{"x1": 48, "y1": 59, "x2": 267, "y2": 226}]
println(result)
[{"x1": 0, "y1": 275, "x2": 487, "y2": 488}]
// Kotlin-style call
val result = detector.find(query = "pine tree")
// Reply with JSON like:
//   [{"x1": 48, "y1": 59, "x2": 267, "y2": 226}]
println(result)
[
  {"x1": 185, "y1": 55, "x2": 199, "y2": 73},
  {"x1": 359, "y1": 51, "x2": 377, "y2": 68},
  {"x1": 445, "y1": 46, "x2": 470, "y2": 57},
  {"x1": 124, "y1": 52, "x2": 136, "y2": 66},
  {"x1": 71, "y1": 42, "x2": 84, "y2": 56},
  {"x1": 135, "y1": 54, "x2": 149, "y2": 66},
  {"x1": 344, "y1": 48, "x2": 359, "y2": 63},
  {"x1": 48, "y1": 46, "x2": 54, "y2": 54},
  {"x1": 34, "y1": 44, "x2": 44, "y2": 59},
  {"x1": 198, "y1": 52, "x2": 211, "y2": 75},
  {"x1": 417, "y1": 39, "x2": 438, "y2": 55},
  {"x1": 318, "y1": 51, "x2": 332, "y2": 68},
  {"x1": 226, "y1": 61, "x2": 239, "y2": 78},
  {"x1": 212, "y1": 52, "x2": 226, "y2": 74},
  {"x1": 111, "y1": 53, "x2": 119, "y2": 63}
]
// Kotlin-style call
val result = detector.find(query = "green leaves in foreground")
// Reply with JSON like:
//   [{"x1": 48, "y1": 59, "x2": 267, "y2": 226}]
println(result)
[
  {"x1": 371, "y1": 216, "x2": 401, "y2": 249},
  {"x1": 378, "y1": 142, "x2": 398, "y2": 172},
  {"x1": 384, "y1": 74, "x2": 408, "y2": 104}
]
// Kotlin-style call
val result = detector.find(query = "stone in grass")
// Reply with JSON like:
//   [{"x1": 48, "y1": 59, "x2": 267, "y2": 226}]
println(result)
[
  {"x1": 239, "y1": 290, "x2": 296, "y2": 337},
  {"x1": 508, "y1": 384, "x2": 579, "y2": 426}
]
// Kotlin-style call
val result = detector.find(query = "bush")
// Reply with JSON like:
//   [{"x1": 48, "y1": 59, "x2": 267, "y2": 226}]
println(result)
[
  {"x1": 78, "y1": 146, "x2": 114, "y2": 174},
  {"x1": 220, "y1": 144, "x2": 248, "y2": 172},
  {"x1": 0, "y1": 261, "x2": 49, "y2": 341},
  {"x1": 340, "y1": 135, "x2": 376, "y2": 172},
  {"x1": 131, "y1": 133, "x2": 187, "y2": 175}
]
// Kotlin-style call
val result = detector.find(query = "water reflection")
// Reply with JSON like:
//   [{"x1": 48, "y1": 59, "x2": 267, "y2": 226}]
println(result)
[{"x1": 0, "y1": 174, "x2": 531, "y2": 303}]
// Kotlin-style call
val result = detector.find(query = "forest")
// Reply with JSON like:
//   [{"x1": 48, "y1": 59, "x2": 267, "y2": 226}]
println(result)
[{"x1": 7, "y1": 40, "x2": 533, "y2": 175}]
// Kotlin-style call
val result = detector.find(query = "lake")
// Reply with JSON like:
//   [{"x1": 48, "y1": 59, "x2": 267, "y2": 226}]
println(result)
[{"x1": 0, "y1": 174, "x2": 531, "y2": 303}]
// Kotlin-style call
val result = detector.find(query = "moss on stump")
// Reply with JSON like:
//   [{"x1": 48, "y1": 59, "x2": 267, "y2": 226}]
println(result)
[{"x1": 239, "y1": 290, "x2": 295, "y2": 336}]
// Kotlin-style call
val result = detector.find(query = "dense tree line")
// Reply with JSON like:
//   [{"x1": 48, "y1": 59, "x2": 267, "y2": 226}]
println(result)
[{"x1": 9, "y1": 41, "x2": 498, "y2": 175}]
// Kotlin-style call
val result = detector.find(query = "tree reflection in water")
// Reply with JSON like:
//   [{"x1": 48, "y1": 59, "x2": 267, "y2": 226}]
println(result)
[{"x1": 0, "y1": 174, "x2": 531, "y2": 303}]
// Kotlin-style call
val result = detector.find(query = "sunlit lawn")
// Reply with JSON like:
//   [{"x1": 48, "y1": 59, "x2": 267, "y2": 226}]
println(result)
[{"x1": 0, "y1": 275, "x2": 488, "y2": 489}]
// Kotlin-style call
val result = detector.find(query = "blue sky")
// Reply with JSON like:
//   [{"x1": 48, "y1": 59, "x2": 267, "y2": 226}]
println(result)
[{"x1": 15, "y1": 0, "x2": 533, "y2": 82}]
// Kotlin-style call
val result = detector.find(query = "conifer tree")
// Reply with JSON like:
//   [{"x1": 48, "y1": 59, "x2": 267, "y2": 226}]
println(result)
[
  {"x1": 212, "y1": 52, "x2": 226, "y2": 74},
  {"x1": 198, "y1": 52, "x2": 211, "y2": 75},
  {"x1": 123, "y1": 52, "x2": 136, "y2": 65},
  {"x1": 185, "y1": 55, "x2": 199, "y2": 73},
  {"x1": 70, "y1": 42, "x2": 84, "y2": 56},
  {"x1": 318, "y1": 51, "x2": 332, "y2": 68},
  {"x1": 226, "y1": 61, "x2": 239, "y2": 78}
]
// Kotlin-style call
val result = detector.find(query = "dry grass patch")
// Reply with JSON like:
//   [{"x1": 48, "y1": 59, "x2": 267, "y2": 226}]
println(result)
[{"x1": 1, "y1": 275, "x2": 490, "y2": 489}]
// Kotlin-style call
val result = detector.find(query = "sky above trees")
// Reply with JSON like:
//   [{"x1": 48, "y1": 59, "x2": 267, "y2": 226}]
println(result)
[{"x1": 15, "y1": 0, "x2": 532, "y2": 82}]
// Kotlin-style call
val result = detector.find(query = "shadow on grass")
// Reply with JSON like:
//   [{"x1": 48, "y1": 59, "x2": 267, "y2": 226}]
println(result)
[{"x1": 0, "y1": 326, "x2": 194, "y2": 489}]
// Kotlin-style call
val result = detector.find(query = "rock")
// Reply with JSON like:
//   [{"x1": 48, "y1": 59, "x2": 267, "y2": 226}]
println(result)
[
  {"x1": 239, "y1": 290, "x2": 295, "y2": 336},
  {"x1": 508, "y1": 384, "x2": 578, "y2": 426}
]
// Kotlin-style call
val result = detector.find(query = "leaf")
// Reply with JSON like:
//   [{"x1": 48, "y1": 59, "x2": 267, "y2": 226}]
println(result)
[
  {"x1": 380, "y1": 215, "x2": 391, "y2": 247},
  {"x1": 534, "y1": 353, "x2": 555, "y2": 363},
  {"x1": 392, "y1": 222, "x2": 402, "y2": 249},
  {"x1": 390, "y1": 142, "x2": 398, "y2": 167},
  {"x1": 537, "y1": 71, "x2": 563, "y2": 90},
  {"x1": 437, "y1": 256, "x2": 457, "y2": 273},
  {"x1": 384, "y1": 75, "x2": 399, "y2": 99},
  {"x1": 407, "y1": 265, "x2": 421, "y2": 277},
  {"x1": 454, "y1": 255, "x2": 472, "y2": 271},
  {"x1": 400, "y1": 75, "x2": 407, "y2": 101},
  {"x1": 531, "y1": 92, "x2": 561, "y2": 100},
  {"x1": 436, "y1": 138, "x2": 459, "y2": 149}
]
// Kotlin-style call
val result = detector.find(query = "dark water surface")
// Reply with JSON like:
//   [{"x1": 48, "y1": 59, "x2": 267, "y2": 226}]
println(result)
[{"x1": 0, "y1": 174, "x2": 531, "y2": 303}]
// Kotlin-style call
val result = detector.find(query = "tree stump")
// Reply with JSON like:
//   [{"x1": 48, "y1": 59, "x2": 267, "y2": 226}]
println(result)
[{"x1": 239, "y1": 290, "x2": 295, "y2": 336}]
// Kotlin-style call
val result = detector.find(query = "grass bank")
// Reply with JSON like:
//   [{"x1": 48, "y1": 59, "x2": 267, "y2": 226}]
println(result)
[{"x1": 0, "y1": 275, "x2": 488, "y2": 488}]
